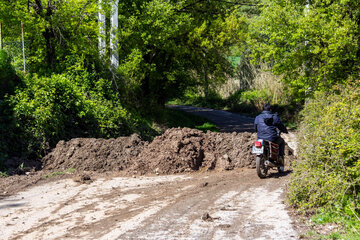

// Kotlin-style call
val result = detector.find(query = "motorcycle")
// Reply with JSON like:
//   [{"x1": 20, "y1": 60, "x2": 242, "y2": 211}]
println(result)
[{"x1": 252, "y1": 133, "x2": 284, "y2": 178}]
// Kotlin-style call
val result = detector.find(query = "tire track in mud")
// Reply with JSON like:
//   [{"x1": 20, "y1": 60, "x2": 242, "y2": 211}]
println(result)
[
  {"x1": 113, "y1": 170, "x2": 298, "y2": 240},
  {"x1": 0, "y1": 175, "x2": 192, "y2": 240}
]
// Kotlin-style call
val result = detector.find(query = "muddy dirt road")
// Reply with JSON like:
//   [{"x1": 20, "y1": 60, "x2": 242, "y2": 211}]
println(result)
[
  {"x1": 0, "y1": 170, "x2": 298, "y2": 240},
  {"x1": 0, "y1": 106, "x2": 300, "y2": 239}
]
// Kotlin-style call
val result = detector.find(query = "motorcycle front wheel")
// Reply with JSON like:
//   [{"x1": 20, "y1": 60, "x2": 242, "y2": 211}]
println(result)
[{"x1": 256, "y1": 156, "x2": 268, "y2": 179}]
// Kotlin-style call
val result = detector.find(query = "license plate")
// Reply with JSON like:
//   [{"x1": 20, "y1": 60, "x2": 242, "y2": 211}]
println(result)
[{"x1": 252, "y1": 146, "x2": 264, "y2": 154}]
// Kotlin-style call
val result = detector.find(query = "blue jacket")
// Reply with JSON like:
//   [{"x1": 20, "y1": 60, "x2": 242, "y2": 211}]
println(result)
[{"x1": 254, "y1": 111, "x2": 288, "y2": 141}]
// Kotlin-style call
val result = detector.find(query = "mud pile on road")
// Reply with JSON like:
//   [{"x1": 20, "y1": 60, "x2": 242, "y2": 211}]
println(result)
[
  {"x1": 203, "y1": 131, "x2": 256, "y2": 170},
  {"x1": 132, "y1": 128, "x2": 257, "y2": 174},
  {"x1": 42, "y1": 134, "x2": 147, "y2": 172},
  {"x1": 42, "y1": 127, "x2": 294, "y2": 175},
  {"x1": 132, "y1": 128, "x2": 206, "y2": 174}
]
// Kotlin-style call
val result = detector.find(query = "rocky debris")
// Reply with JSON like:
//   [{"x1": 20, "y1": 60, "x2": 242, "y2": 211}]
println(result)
[
  {"x1": 201, "y1": 212, "x2": 214, "y2": 222},
  {"x1": 73, "y1": 174, "x2": 93, "y2": 184}
]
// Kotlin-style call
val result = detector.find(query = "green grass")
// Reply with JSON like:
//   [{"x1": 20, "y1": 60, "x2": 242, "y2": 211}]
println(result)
[
  {"x1": 42, "y1": 168, "x2": 76, "y2": 179},
  {"x1": 168, "y1": 93, "x2": 225, "y2": 110},
  {"x1": 303, "y1": 210, "x2": 360, "y2": 239},
  {"x1": 0, "y1": 171, "x2": 8, "y2": 178},
  {"x1": 195, "y1": 122, "x2": 219, "y2": 132},
  {"x1": 284, "y1": 122, "x2": 297, "y2": 130}
]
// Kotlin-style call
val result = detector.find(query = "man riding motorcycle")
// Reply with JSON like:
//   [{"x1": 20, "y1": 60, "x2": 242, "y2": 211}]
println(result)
[{"x1": 254, "y1": 103, "x2": 288, "y2": 165}]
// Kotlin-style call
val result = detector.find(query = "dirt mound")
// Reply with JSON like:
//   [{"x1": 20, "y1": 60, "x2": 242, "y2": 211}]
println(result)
[
  {"x1": 203, "y1": 131, "x2": 256, "y2": 170},
  {"x1": 131, "y1": 128, "x2": 257, "y2": 174},
  {"x1": 41, "y1": 128, "x2": 294, "y2": 175},
  {"x1": 42, "y1": 134, "x2": 147, "y2": 172},
  {"x1": 132, "y1": 128, "x2": 206, "y2": 174}
]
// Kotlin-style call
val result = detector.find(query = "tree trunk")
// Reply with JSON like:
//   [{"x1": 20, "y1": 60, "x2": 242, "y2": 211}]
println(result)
[{"x1": 43, "y1": 28, "x2": 55, "y2": 67}]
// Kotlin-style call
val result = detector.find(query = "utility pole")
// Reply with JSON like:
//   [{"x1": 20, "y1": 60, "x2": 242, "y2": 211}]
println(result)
[
  {"x1": 98, "y1": 1, "x2": 119, "y2": 70},
  {"x1": 98, "y1": 0, "x2": 106, "y2": 57},
  {"x1": 110, "y1": 0, "x2": 119, "y2": 69},
  {"x1": 203, "y1": 49, "x2": 209, "y2": 101},
  {"x1": 21, "y1": 21, "x2": 26, "y2": 72}
]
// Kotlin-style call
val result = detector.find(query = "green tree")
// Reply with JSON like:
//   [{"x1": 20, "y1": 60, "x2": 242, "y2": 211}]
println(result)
[
  {"x1": 114, "y1": 0, "x2": 246, "y2": 106},
  {"x1": 249, "y1": 0, "x2": 360, "y2": 98},
  {"x1": 0, "y1": 0, "x2": 249, "y2": 106},
  {"x1": 0, "y1": 0, "x2": 100, "y2": 73}
]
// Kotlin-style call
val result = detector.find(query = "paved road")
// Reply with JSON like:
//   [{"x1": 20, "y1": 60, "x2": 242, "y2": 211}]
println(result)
[{"x1": 167, "y1": 105, "x2": 254, "y2": 133}]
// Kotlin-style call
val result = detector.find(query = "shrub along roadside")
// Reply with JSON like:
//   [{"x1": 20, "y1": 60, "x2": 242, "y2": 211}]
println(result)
[
  {"x1": 288, "y1": 82, "x2": 360, "y2": 236},
  {"x1": 0, "y1": 72, "x2": 154, "y2": 163}
]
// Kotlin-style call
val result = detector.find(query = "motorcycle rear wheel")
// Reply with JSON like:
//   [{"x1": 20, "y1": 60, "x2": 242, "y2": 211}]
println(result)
[{"x1": 256, "y1": 156, "x2": 267, "y2": 178}]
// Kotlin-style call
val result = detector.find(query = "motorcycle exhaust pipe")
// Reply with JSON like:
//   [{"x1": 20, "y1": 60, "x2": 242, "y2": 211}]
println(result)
[{"x1": 265, "y1": 160, "x2": 276, "y2": 168}]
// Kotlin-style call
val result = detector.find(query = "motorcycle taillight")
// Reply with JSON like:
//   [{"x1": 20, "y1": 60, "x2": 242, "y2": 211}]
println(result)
[{"x1": 255, "y1": 141, "x2": 262, "y2": 148}]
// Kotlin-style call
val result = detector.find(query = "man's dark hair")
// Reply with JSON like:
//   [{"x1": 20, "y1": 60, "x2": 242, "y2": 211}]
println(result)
[{"x1": 263, "y1": 103, "x2": 271, "y2": 111}]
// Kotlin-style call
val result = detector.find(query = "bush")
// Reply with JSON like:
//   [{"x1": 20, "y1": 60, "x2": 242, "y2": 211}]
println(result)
[
  {"x1": 3, "y1": 72, "x2": 151, "y2": 159},
  {"x1": 226, "y1": 89, "x2": 268, "y2": 114},
  {"x1": 169, "y1": 89, "x2": 226, "y2": 110},
  {"x1": 0, "y1": 49, "x2": 21, "y2": 99},
  {"x1": 289, "y1": 82, "x2": 360, "y2": 215}
]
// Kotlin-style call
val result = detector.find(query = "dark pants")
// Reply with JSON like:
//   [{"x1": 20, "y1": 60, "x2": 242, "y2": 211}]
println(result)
[{"x1": 273, "y1": 136, "x2": 285, "y2": 157}]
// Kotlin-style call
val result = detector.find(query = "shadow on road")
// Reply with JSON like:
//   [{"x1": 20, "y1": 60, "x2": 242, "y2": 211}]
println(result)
[{"x1": 268, "y1": 170, "x2": 293, "y2": 179}]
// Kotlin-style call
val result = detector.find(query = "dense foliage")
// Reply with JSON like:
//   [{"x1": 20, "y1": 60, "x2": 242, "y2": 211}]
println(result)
[
  {"x1": 289, "y1": 82, "x2": 360, "y2": 216},
  {"x1": 249, "y1": 0, "x2": 360, "y2": 99},
  {"x1": 0, "y1": 66, "x2": 154, "y2": 160},
  {"x1": 0, "y1": 0, "x2": 100, "y2": 73},
  {"x1": 114, "y1": 0, "x2": 246, "y2": 106},
  {"x1": 0, "y1": 0, "x2": 248, "y2": 104}
]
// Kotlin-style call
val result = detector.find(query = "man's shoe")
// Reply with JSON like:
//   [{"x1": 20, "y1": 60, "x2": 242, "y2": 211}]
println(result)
[{"x1": 278, "y1": 156, "x2": 284, "y2": 166}]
